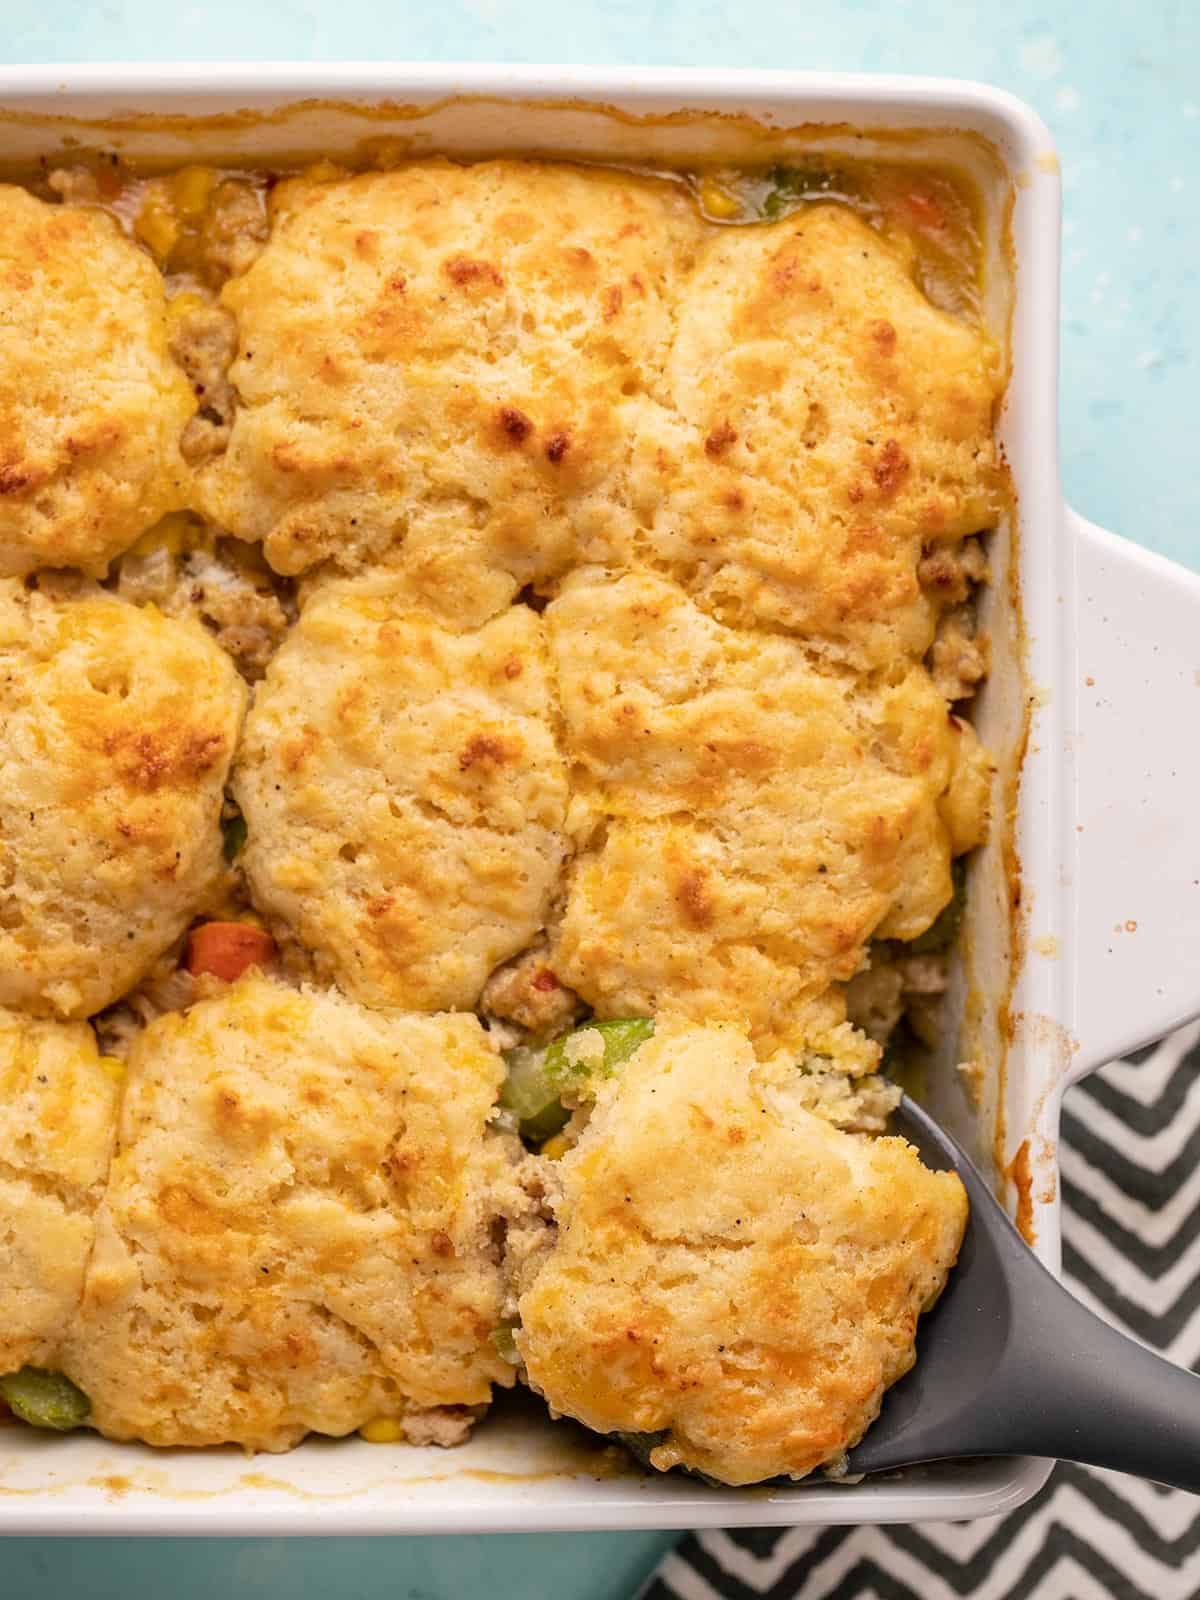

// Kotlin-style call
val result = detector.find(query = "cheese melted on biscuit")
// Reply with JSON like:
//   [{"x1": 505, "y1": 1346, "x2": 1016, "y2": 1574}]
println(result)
[
  {"x1": 63, "y1": 976, "x2": 517, "y2": 1451},
  {"x1": 0, "y1": 186, "x2": 195, "y2": 578},
  {"x1": 516, "y1": 1020, "x2": 967, "y2": 1484}
]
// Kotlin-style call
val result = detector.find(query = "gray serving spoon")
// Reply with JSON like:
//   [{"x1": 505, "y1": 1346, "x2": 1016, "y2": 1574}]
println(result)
[{"x1": 845, "y1": 1095, "x2": 1200, "y2": 1492}]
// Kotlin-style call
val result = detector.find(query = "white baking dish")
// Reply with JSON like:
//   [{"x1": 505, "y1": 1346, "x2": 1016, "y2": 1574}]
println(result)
[{"x1": 3, "y1": 61, "x2": 1200, "y2": 1535}]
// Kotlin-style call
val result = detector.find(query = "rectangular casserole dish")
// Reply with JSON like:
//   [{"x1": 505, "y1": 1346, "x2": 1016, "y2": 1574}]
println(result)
[{"x1": 2, "y1": 61, "x2": 1200, "y2": 1534}]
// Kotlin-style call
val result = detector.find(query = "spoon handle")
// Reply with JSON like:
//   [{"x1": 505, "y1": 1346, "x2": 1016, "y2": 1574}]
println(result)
[
  {"x1": 848, "y1": 1102, "x2": 1200, "y2": 1491},
  {"x1": 995, "y1": 1255, "x2": 1200, "y2": 1493}
]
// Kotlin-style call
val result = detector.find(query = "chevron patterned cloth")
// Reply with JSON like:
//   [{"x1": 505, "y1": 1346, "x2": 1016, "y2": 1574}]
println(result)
[{"x1": 641, "y1": 1024, "x2": 1200, "y2": 1600}]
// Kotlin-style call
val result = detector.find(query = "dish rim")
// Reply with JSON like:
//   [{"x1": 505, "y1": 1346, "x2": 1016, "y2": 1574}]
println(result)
[{"x1": 0, "y1": 60, "x2": 1135, "y2": 1533}]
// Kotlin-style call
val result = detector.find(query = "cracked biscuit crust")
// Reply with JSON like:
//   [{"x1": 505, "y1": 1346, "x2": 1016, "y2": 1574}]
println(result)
[
  {"x1": 0, "y1": 581, "x2": 247, "y2": 1019},
  {"x1": 0, "y1": 1008, "x2": 120, "y2": 1373},
  {"x1": 624, "y1": 203, "x2": 1003, "y2": 667},
  {"x1": 234, "y1": 574, "x2": 569, "y2": 1012},
  {"x1": 547, "y1": 571, "x2": 990, "y2": 1051},
  {"x1": 63, "y1": 975, "x2": 515, "y2": 1451},
  {"x1": 516, "y1": 1020, "x2": 966, "y2": 1484},
  {"x1": 0, "y1": 186, "x2": 195, "y2": 577},
  {"x1": 196, "y1": 160, "x2": 703, "y2": 614}
]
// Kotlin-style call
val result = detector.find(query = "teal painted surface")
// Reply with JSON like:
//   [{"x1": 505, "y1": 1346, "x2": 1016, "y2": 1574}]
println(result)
[
  {"x1": 3, "y1": 1531, "x2": 679, "y2": 1597},
  {"x1": 1, "y1": 4, "x2": 1195, "y2": 1596}
]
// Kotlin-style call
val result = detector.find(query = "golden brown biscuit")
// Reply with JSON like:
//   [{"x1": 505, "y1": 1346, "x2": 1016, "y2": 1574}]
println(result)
[
  {"x1": 63, "y1": 975, "x2": 516, "y2": 1451},
  {"x1": 0, "y1": 581, "x2": 247, "y2": 1018},
  {"x1": 198, "y1": 160, "x2": 703, "y2": 611},
  {"x1": 234, "y1": 574, "x2": 569, "y2": 1012},
  {"x1": 0, "y1": 187, "x2": 195, "y2": 577},
  {"x1": 546, "y1": 572, "x2": 990, "y2": 1049},
  {"x1": 516, "y1": 1020, "x2": 966, "y2": 1484},
  {"x1": 625, "y1": 203, "x2": 1003, "y2": 665},
  {"x1": 0, "y1": 1009, "x2": 120, "y2": 1374}
]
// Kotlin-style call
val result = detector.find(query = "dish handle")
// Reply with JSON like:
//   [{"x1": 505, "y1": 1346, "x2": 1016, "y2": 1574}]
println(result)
[{"x1": 1066, "y1": 506, "x2": 1200, "y2": 1083}]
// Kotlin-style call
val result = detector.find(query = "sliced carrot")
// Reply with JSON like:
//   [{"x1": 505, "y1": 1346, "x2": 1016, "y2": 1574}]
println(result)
[
  {"x1": 902, "y1": 187, "x2": 947, "y2": 230},
  {"x1": 186, "y1": 921, "x2": 277, "y2": 982}
]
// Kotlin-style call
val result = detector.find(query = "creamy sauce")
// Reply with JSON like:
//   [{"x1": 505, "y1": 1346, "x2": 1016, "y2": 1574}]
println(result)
[{"x1": 24, "y1": 148, "x2": 986, "y2": 320}]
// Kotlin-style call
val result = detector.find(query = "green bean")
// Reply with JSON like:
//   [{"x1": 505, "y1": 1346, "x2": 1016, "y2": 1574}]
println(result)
[
  {"x1": 542, "y1": 1018, "x2": 656, "y2": 1087},
  {"x1": 221, "y1": 807, "x2": 248, "y2": 863},
  {"x1": 491, "y1": 1325, "x2": 521, "y2": 1366},
  {"x1": 499, "y1": 1018, "x2": 655, "y2": 1143},
  {"x1": 0, "y1": 1367, "x2": 90, "y2": 1431},
  {"x1": 909, "y1": 857, "x2": 968, "y2": 955},
  {"x1": 761, "y1": 162, "x2": 851, "y2": 219},
  {"x1": 498, "y1": 1044, "x2": 571, "y2": 1142}
]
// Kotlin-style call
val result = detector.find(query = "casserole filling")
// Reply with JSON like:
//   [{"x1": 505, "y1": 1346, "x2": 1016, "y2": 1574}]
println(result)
[{"x1": 0, "y1": 147, "x2": 1002, "y2": 1481}]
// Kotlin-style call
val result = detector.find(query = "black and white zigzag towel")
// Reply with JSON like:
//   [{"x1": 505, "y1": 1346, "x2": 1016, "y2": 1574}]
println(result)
[{"x1": 641, "y1": 1023, "x2": 1200, "y2": 1600}]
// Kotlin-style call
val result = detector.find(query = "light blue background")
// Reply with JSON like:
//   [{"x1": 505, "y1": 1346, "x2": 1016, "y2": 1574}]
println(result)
[{"x1": 3, "y1": 3, "x2": 1195, "y2": 1596}]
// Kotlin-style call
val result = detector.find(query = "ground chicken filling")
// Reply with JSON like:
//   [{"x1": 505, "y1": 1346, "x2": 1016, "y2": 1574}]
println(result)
[{"x1": 0, "y1": 147, "x2": 1003, "y2": 1480}]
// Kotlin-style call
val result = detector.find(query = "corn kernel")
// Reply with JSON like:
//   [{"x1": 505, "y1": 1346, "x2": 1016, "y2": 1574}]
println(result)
[
  {"x1": 698, "y1": 176, "x2": 742, "y2": 220},
  {"x1": 170, "y1": 165, "x2": 217, "y2": 218},
  {"x1": 539, "y1": 1133, "x2": 571, "y2": 1161},
  {"x1": 358, "y1": 1417, "x2": 404, "y2": 1444},
  {"x1": 98, "y1": 1056, "x2": 125, "y2": 1084},
  {"x1": 167, "y1": 290, "x2": 207, "y2": 325},
  {"x1": 130, "y1": 512, "x2": 196, "y2": 559},
  {"x1": 133, "y1": 191, "x2": 180, "y2": 265}
]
